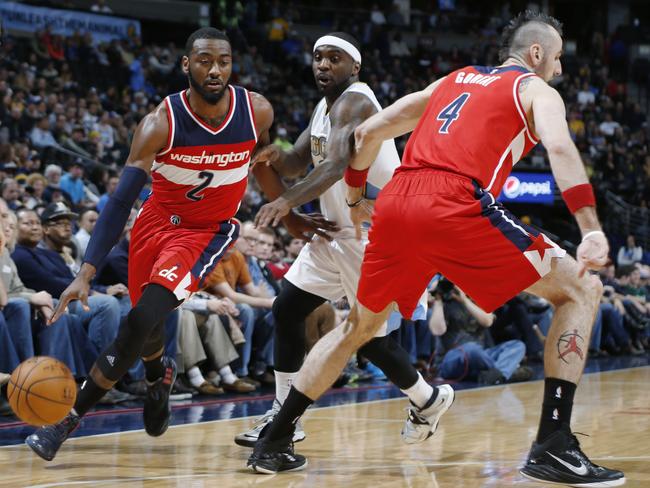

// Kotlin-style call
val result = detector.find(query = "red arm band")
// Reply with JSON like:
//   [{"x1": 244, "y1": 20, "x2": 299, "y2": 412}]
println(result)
[
  {"x1": 344, "y1": 166, "x2": 369, "y2": 187},
  {"x1": 562, "y1": 183, "x2": 596, "y2": 214}
]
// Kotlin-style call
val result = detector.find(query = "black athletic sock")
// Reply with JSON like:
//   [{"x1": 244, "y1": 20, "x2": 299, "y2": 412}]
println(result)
[
  {"x1": 265, "y1": 386, "x2": 313, "y2": 442},
  {"x1": 536, "y1": 377, "x2": 577, "y2": 443},
  {"x1": 73, "y1": 377, "x2": 109, "y2": 417},
  {"x1": 359, "y1": 335, "x2": 419, "y2": 389},
  {"x1": 143, "y1": 355, "x2": 165, "y2": 382}
]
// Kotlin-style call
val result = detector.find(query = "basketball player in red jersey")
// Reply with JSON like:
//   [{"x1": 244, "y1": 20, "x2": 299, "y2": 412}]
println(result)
[
  {"x1": 25, "y1": 27, "x2": 334, "y2": 462},
  {"x1": 251, "y1": 11, "x2": 625, "y2": 486}
]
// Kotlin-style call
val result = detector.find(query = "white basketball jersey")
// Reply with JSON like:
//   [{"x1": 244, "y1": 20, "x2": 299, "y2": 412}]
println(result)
[{"x1": 310, "y1": 82, "x2": 400, "y2": 229}]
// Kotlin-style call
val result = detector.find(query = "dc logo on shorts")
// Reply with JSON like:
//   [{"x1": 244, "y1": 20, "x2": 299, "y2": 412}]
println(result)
[
  {"x1": 159, "y1": 265, "x2": 179, "y2": 282},
  {"x1": 170, "y1": 215, "x2": 181, "y2": 226}
]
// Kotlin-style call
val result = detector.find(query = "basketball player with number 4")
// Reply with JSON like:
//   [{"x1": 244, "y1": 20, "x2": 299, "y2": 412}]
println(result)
[{"x1": 253, "y1": 11, "x2": 626, "y2": 487}]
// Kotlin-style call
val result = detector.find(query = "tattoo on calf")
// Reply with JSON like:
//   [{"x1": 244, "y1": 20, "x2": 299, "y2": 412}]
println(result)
[{"x1": 557, "y1": 329, "x2": 585, "y2": 363}]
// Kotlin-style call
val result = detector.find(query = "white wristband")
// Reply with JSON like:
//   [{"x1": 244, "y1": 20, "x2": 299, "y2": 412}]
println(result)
[{"x1": 582, "y1": 230, "x2": 605, "y2": 242}]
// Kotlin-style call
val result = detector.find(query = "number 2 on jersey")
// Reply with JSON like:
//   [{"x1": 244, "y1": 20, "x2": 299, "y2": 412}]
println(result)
[
  {"x1": 186, "y1": 171, "x2": 214, "y2": 201},
  {"x1": 436, "y1": 93, "x2": 470, "y2": 134}
]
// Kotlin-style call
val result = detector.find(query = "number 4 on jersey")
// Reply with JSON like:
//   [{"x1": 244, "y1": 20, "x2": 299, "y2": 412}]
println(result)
[{"x1": 437, "y1": 93, "x2": 470, "y2": 134}]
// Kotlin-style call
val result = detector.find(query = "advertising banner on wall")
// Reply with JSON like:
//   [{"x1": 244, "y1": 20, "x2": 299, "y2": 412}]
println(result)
[
  {"x1": 0, "y1": 1, "x2": 140, "y2": 43},
  {"x1": 498, "y1": 172, "x2": 555, "y2": 204}
]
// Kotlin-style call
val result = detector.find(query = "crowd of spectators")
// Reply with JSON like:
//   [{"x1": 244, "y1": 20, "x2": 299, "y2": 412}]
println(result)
[{"x1": 0, "y1": 1, "x2": 649, "y2": 418}]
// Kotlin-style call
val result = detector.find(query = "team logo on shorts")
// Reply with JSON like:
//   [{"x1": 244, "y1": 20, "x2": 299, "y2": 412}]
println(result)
[
  {"x1": 159, "y1": 265, "x2": 180, "y2": 282},
  {"x1": 170, "y1": 215, "x2": 181, "y2": 226}
]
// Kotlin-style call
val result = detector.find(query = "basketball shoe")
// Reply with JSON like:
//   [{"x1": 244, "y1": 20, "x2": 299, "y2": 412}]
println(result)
[
  {"x1": 401, "y1": 384, "x2": 455, "y2": 444},
  {"x1": 26, "y1": 412, "x2": 81, "y2": 461},
  {"x1": 247, "y1": 424, "x2": 307, "y2": 474},
  {"x1": 234, "y1": 399, "x2": 306, "y2": 448},
  {"x1": 520, "y1": 424, "x2": 625, "y2": 487},
  {"x1": 143, "y1": 356, "x2": 177, "y2": 437}
]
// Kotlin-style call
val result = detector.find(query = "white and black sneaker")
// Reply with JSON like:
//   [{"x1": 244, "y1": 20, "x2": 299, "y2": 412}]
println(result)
[
  {"x1": 234, "y1": 399, "x2": 306, "y2": 448},
  {"x1": 401, "y1": 384, "x2": 455, "y2": 444},
  {"x1": 520, "y1": 425, "x2": 625, "y2": 487},
  {"x1": 247, "y1": 424, "x2": 307, "y2": 474}
]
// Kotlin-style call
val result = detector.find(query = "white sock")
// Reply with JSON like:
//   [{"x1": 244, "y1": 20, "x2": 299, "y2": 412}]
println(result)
[
  {"x1": 219, "y1": 366, "x2": 239, "y2": 385},
  {"x1": 187, "y1": 366, "x2": 206, "y2": 388},
  {"x1": 400, "y1": 372, "x2": 434, "y2": 409},
  {"x1": 274, "y1": 370, "x2": 298, "y2": 405}
]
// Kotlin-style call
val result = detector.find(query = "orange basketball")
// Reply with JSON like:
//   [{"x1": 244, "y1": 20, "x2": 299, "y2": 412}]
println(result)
[{"x1": 7, "y1": 357, "x2": 77, "y2": 426}]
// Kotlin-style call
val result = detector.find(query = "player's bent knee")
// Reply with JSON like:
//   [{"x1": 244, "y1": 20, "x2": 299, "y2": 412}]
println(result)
[{"x1": 341, "y1": 319, "x2": 380, "y2": 347}]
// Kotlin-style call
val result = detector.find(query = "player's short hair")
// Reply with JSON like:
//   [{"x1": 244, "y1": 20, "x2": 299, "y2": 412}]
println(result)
[
  {"x1": 323, "y1": 32, "x2": 361, "y2": 53},
  {"x1": 185, "y1": 27, "x2": 230, "y2": 55},
  {"x1": 498, "y1": 10, "x2": 563, "y2": 62}
]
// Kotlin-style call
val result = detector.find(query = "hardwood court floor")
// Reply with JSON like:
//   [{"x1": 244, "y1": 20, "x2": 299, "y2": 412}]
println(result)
[{"x1": 1, "y1": 366, "x2": 648, "y2": 487}]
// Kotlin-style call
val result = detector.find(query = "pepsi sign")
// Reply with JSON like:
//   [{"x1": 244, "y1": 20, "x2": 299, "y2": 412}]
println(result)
[{"x1": 498, "y1": 172, "x2": 555, "y2": 204}]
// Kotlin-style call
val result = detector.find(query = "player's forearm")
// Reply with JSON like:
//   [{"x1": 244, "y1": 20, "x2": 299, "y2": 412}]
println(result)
[
  {"x1": 277, "y1": 150, "x2": 309, "y2": 178},
  {"x1": 547, "y1": 143, "x2": 590, "y2": 192},
  {"x1": 573, "y1": 207, "x2": 602, "y2": 236},
  {"x1": 282, "y1": 160, "x2": 345, "y2": 208},
  {"x1": 547, "y1": 144, "x2": 602, "y2": 235},
  {"x1": 83, "y1": 166, "x2": 147, "y2": 268}
]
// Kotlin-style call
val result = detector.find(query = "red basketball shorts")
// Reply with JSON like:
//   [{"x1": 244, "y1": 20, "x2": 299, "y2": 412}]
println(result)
[
  {"x1": 357, "y1": 169, "x2": 566, "y2": 316},
  {"x1": 127, "y1": 200, "x2": 239, "y2": 304}
]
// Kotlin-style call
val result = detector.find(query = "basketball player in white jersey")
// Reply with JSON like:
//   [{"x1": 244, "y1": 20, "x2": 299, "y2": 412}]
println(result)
[{"x1": 235, "y1": 32, "x2": 453, "y2": 461}]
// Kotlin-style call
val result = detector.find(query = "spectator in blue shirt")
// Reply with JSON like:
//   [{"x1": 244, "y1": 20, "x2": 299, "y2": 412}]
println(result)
[
  {"x1": 97, "y1": 174, "x2": 119, "y2": 213},
  {"x1": 59, "y1": 161, "x2": 86, "y2": 205}
]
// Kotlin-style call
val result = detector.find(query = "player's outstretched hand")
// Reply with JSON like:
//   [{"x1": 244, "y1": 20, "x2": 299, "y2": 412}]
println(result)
[
  {"x1": 576, "y1": 231, "x2": 609, "y2": 277},
  {"x1": 255, "y1": 196, "x2": 292, "y2": 228},
  {"x1": 251, "y1": 144, "x2": 284, "y2": 171},
  {"x1": 49, "y1": 275, "x2": 91, "y2": 325},
  {"x1": 283, "y1": 211, "x2": 340, "y2": 242},
  {"x1": 350, "y1": 199, "x2": 374, "y2": 241}
]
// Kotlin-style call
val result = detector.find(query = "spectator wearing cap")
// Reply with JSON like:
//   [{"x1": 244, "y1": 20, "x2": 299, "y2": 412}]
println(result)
[
  {"x1": 11, "y1": 204, "x2": 122, "y2": 356},
  {"x1": 0, "y1": 198, "x2": 96, "y2": 377},
  {"x1": 59, "y1": 161, "x2": 86, "y2": 205}
]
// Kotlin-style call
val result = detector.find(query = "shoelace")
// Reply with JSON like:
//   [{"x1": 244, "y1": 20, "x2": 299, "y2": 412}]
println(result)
[
  {"x1": 568, "y1": 431, "x2": 589, "y2": 448},
  {"x1": 404, "y1": 406, "x2": 430, "y2": 425}
]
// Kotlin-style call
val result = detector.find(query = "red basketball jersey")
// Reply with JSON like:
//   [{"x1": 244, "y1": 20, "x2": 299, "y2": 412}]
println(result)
[
  {"x1": 400, "y1": 66, "x2": 539, "y2": 195},
  {"x1": 151, "y1": 85, "x2": 257, "y2": 227}
]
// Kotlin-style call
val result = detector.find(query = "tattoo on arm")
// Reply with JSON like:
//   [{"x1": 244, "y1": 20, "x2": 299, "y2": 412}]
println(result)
[
  {"x1": 557, "y1": 329, "x2": 585, "y2": 363},
  {"x1": 518, "y1": 76, "x2": 534, "y2": 94}
]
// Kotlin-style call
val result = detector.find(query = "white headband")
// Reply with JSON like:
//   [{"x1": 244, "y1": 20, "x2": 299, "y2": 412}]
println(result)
[{"x1": 313, "y1": 35, "x2": 362, "y2": 64}]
